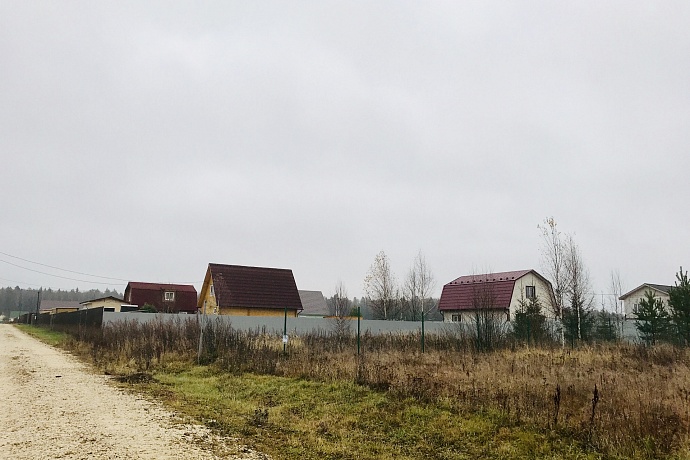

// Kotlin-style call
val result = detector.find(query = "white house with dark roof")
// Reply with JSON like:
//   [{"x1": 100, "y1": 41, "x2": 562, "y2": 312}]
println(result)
[
  {"x1": 620, "y1": 283, "x2": 673, "y2": 320},
  {"x1": 438, "y1": 269, "x2": 555, "y2": 323}
]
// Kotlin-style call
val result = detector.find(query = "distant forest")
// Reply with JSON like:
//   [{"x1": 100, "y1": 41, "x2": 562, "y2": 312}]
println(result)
[{"x1": 0, "y1": 286, "x2": 122, "y2": 317}]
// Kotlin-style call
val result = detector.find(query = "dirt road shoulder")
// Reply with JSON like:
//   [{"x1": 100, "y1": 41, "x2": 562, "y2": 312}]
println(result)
[{"x1": 0, "y1": 324, "x2": 266, "y2": 460}]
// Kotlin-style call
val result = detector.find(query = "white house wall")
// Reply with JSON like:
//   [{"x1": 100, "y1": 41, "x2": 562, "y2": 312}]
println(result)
[
  {"x1": 623, "y1": 287, "x2": 670, "y2": 319},
  {"x1": 509, "y1": 273, "x2": 555, "y2": 320}
]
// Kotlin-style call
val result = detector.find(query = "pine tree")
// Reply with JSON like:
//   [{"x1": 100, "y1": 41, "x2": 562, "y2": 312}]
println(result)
[
  {"x1": 634, "y1": 290, "x2": 671, "y2": 346},
  {"x1": 563, "y1": 305, "x2": 595, "y2": 346},
  {"x1": 512, "y1": 297, "x2": 548, "y2": 345},
  {"x1": 593, "y1": 309, "x2": 618, "y2": 342},
  {"x1": 668, "y1": 267, "x2": 690, "y2": 346}
]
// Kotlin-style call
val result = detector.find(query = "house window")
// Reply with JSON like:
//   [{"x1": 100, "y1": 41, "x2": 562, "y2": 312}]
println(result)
[
  {"x1": 526, "y1": 286, "x2": 536, "y2": 299},
  {"x1": 210, "y1": 285, "x2": 215, "y2": 297},
  {"x1": 451, "y1": 314, "x2": 461, "y2": 322},
  {"x1": 164, "y1": 291, "x2": 175, "y2": 302}
]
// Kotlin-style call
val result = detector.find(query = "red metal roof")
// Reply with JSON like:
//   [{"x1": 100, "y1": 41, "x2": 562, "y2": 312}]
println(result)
[
  {"x1": 209, "y1": 264, "x2": 303, "y2": 311},
  {"x1": 126, "y1": 282, "x2": 197, "y2": 292},
  {"x1": 124, "y1": 282, "x2": 198, "y2": 313},
  {"x1": 438, "y1": 270, "x2": 532, "y2": 311}
]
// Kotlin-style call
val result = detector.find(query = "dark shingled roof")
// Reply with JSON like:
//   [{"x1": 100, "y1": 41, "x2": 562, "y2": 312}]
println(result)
[
  {"x1": 209, "y1": 263, "x2": 303, "y2": 311},
  {"x1": 438, "y1": 270, "x2": 535, "y2": 311},
  {"x1": 298, "y1": 290, "x2": 330, "y2": 316},
  {"x1": 619, "y1": 283, "x2": 674, "y2": 300},
  {"x1": 39, "y1": 300, "x2": 82, "y2": 312}
]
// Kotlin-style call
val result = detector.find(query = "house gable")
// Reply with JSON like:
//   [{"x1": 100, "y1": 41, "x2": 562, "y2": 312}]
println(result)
[
  {"x1": 438, "y1": 269, "x2": 555, "y2": 322},
  {"x1": 124, "y1": 282, "x2": 197, "y2": 313},
  {"x1": 620, "y1": 283, "x2": 673, "y2": 319},
  {"x1": 199, "y1": 263, "x2": 303, "y2": 315},
  {"x1": 80, "y1": 296, "x2": 126, "y2": 312}
]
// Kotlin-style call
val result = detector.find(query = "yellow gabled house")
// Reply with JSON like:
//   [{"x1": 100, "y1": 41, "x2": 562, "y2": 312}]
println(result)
[
  {"x1": 79, "y1": 295, "x2": 126, "y2": 312},
  {"x1": 198, "y1": 263, "x2": 303, "y2": 317}
]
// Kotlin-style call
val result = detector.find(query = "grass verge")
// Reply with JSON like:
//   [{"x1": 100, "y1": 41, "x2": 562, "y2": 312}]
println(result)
[
  {"x1": 129, "y1": 364, "x2": 602, "y2": 460},
  {"x1": 15, "y1": 323, "x2": 71, "y2": 347}
]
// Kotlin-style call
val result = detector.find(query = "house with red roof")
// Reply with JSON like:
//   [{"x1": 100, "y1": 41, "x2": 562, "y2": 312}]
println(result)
[
  {"x1": 438, "y1": 269, "x2": 555, "y2": 323},
  {"x1": 124, "y1": 282, "x2": 198, "y2": 313},
  {"x1": 197, "y1": 263, "x2": 303, "y2": 317}
]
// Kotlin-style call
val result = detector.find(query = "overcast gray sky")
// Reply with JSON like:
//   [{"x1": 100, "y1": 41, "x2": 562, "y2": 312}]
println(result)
[{"x1": 1, "y1": 1, "x2": 689, "y2": 303}]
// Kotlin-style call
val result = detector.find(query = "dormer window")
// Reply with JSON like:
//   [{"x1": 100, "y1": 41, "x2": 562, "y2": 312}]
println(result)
[{"x1": 164, "y1": 291, "x2": 175, "y2": 302}]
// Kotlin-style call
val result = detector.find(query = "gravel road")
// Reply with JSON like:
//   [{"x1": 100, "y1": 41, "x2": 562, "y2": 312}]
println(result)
[{"x1": 0, "y1": 324, "x2": 268, "y2": 460}]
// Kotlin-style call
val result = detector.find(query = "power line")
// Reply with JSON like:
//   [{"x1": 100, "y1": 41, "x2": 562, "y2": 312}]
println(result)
[
  {"x1": 0, "y1": 276, "x2": 123, "y2": 293},
  {"x1": 0, "y1": 258, "x2": 127, "y2": 286},
  {"x1": 0, "y1": 276, "x2": 44, "y2": 289},
  {"x1": 0, "y1": 250, "x2": 129, "y2": 281},
  {"x1": 0, "y1": 250, "x2": 202, "y2": 286}
]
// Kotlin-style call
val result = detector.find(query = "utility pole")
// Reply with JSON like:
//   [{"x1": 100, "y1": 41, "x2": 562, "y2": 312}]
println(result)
[{"x1": 34, "y1": 290, "x2": 41, "y2": 324}]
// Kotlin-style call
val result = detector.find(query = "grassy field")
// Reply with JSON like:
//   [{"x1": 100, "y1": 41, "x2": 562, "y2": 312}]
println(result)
[{"x1": 15, "y1": 321, "x2": 690, "y2": 459}]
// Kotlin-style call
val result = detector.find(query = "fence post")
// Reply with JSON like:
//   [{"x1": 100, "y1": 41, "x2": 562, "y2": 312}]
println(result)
[
  {"x1": 357, "y1": 306, "x2": 361, "y2": 355},
  {"x1": 283, "y1": 305, "x2": 288, "y2": 354},
  {"x1": 421, "y1": 309, "x2": 425, "y2": 353}
]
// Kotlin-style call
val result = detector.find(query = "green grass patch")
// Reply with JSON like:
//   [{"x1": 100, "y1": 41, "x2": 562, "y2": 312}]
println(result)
[
  {"x1": 15, "y1": 324, "x2": 71, "y2": 347},
  {"x1": 129, "y1": 365, "x2": 603, "y2": 460}
]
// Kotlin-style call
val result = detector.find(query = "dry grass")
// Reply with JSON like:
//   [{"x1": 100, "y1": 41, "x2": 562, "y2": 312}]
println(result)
[{"x1": 39, "y1": 318, "x2": 690, "y2": 458}]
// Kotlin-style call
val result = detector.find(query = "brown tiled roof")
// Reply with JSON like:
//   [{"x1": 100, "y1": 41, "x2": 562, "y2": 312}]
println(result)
[
  {"x1": 209, "y1": 264, "x2": 303, "y2": 311},
  {"x1": 438, "y1": 270, "x2": 534, "y2": 311}
]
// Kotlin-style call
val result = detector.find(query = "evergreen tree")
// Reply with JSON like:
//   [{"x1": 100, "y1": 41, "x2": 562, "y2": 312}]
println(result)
[
  {"x1": 634, "y1": 290, "x2": 671, "y2": 346},
  {"x1": 593, "y1": 309, "x2": 619, "y2": 342},
  {"x1": 668, "y1": 267, "x2": 690, "y2": 346},
  {"x1": 563, "y1": 294, "x2": 595, "y2": 347},
  {"x1": 512, "y1": 297, "x2": 548, "y2": 345}
]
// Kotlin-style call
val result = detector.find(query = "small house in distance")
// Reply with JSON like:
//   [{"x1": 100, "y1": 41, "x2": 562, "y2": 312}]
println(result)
[
  {"x1": 198, "y1": 263, "x2": 303, "y2": 317},
  {"x1": 298, "y1": 290, "x2": 330, "y2": 317},
  {"x1": 124, "y1": 282, "x2": 198, "y2": 313},
  {"x1": 79, "y1": 296, "x2": 126, "y2": 312},
  {"x1": 438, "y1": 269, "x2": 555, "y2": 323},
  {"x1": 39, "y1": 300, "x2": 81, "y2": 315},
  {"x1": 619, "y1": 283, "x2": 673, "y2": 320}
]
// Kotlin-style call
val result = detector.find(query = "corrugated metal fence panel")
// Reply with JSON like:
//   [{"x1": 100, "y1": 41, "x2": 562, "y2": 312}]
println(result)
[
  {"x1": 102, "y1": 312, "x2": 644, "y2": 341},
  {"x1": 103, "y1": 312, "x2": 454, "y2": 336}
]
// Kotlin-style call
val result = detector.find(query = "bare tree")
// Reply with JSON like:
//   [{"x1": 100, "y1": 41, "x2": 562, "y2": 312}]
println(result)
[
  {"x1": 609, "y1": 269, "x2": 625, "y2": 338},
  {"x1": 403, "y1": 251, "x2": 436, "y2": 321},
  {"x1": 330, "y1": 281, "x2": 351, "y2": 342},
  {"x1": 563, "y1": 235, "x2": 595, "y2": 344},
  {"x1": 470, "y1": 275, "x2": 508, "y2": 351},
  {"x1": 331, "y1": 280, "x2": 351, "y2": 318},
  {"x1": 364, "y1": 251, "x2": 399, "y2": 320},
  {"x1": 538, "y1": 217, "x2": 567, "y2": 346}
]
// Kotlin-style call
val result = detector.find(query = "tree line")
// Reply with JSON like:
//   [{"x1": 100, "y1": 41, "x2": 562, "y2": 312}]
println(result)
[{"x1": 0, "y1": 286, "x2": 122, "y2": 318}]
